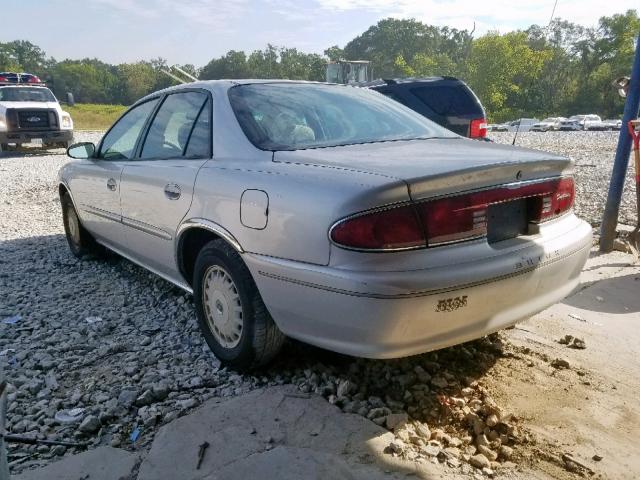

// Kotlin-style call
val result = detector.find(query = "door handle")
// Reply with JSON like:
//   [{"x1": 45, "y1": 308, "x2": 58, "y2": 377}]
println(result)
[
  {"x1": 106, "y1": 178, "x2": 117, "y2": 191},
  {"x1": 164, "y1": 183, "x2": 181, "y2": 200}
]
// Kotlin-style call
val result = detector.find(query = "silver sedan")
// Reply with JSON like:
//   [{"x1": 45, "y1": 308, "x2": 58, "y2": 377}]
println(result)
[{"x1": 59, "y1": 80, "x2": 592, "y2": 369}]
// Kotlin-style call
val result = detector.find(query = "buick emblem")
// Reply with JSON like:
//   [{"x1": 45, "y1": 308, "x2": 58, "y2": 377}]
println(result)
[{"x1": 27, "y1": 116, "x2": 41, "y2": 122}]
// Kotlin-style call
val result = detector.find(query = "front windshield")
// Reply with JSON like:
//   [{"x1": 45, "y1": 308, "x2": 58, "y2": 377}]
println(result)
[
  {"x1": 229, "y1": 83, "x2": 456, "y2": 151},
  {"x1": 0, "y1": 87, "x2": 56, "y2": 102}
]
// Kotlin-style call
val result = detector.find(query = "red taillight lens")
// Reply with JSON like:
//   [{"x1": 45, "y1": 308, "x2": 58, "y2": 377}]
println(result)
[
  {"x1": 417, "y1": 196, "x2": 487, "y2": 245},
  {"x1": 330, "y1": 205, "x2": 426, "y2": 250},
  {"x1": 27, "y1": 75, "x2": 41, "y2": 83},
  {"x1": 330, "y1": 177, "x2": 575, "y2": 251},
  {"x1": 0, "y1": 76, "x2": 7, "y2": 82},
  {"x1": 529, "y1": 177, "x2": 574, "y2": 222},
  {"x1": 469, "y1": 118, "x2": 488, "y2": 138}
]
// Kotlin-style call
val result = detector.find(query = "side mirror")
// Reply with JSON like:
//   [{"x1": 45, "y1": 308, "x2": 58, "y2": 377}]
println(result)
[{"x1": 67, "y1": 142, "x2": 96, "y2": 159}]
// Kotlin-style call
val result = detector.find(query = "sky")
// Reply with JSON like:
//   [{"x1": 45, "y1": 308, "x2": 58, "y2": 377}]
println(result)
[{"x1": 1, "y1": 0, "x2": 638, "y2": 67}]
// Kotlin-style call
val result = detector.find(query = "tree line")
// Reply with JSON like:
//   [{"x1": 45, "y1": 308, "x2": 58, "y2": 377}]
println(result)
[{"x1": 0, "y1": 9, "x2": 638, "y2": 121}]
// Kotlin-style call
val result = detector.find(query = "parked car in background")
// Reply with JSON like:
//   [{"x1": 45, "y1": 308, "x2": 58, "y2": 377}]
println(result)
[
  {"x1": 583, "y1": 115, "x2": 605, "y2": 131},
  {"x1": 602, "y1": 119, "x2": 622, "y2": 131},
  {"x1": 59, "y1": 80, "x2": 591, "y2": 369},
  {"x1": 558, "y1": 115, "x2": 585, "y2": 131},
  {"x1": 530, "y1": 117, "x2": 566, "y2": 132},
  {"x1": 0, "y1": 72, "x2": 73, "y2": 151},
  {"x1": 363, "y1": 77, "x2": 488, "y2": 139},
  {"x1": 558, "y1": 114, "x2": 603, "y2": 131},
  {"x1": 487, "y1": 123, "x2": 510, "y2": 132},
  {"x1": 497, "y1": 118, "x2": 540, "y2": 133}
]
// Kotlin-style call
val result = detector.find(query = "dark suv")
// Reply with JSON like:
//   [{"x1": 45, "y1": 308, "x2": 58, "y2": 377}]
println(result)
[{"x1": 363, "y1": 77, "x2": 487, "y2": 139}]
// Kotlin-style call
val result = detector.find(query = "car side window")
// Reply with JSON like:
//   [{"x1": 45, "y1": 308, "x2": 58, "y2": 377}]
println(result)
[
  {"x1": 184, "y1": 98, "x2": 211, "y2": 158},
  {"x1": 99, "y1": 99, "x2": 159, "y2": 160},
  {"x1": 140, "y1": 91, "x2": 207, "y2": 160}
]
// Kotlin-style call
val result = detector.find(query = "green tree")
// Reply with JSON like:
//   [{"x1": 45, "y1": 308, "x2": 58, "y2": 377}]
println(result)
[
  {"x1": 466, "y1": 31, "x2": 550, "y2": 121},
  {"x1": 117, "y1": 62, "x2": 159, "y2": 104},
  {"x1": 0, "y1": 40, "x2": 47, "y2": 73},
  {"x1": 343, "y1": 18, "x2": 472, "y2": 78},
  {"x1": 200, "y1": 50, "x2": 251, "y2": 79},
  {"x1": 50, "y1": 59, "x2": 119, "y2": 103}
]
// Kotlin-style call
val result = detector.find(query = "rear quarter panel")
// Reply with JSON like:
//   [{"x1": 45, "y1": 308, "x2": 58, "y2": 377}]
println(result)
[{"x1": 188, "y1": 155, "x2": 410, "y2": 265}]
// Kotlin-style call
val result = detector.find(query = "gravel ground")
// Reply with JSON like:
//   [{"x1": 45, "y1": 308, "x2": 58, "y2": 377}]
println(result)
[{"x1": 0, "y1": 131, "x2": 632, "y2": 476}]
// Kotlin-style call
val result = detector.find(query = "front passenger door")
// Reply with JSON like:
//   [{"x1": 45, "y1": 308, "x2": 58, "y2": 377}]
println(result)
[
  {"x1": 69, "y1": 98, "x2": 159, "y2": 250},
  {"x1": 119, "y1": 91, "x2": 211, "y2": 281}
]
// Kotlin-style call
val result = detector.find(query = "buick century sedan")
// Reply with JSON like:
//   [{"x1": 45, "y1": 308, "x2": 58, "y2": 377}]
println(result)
[{"x1": 59, "y1": 80, "x2": 592, "y2": 369}]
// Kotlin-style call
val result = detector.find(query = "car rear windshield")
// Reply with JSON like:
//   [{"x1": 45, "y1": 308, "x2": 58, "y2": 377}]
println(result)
[
  {"x1": 409, "y1": 85, "x2": 481, "y2": 117},
  {"x1": 228, "y1": 83, "x2": 455, "y2": 151},
  {"x1": 0, "y1": 87, "x2": 56, "y2": 102}
]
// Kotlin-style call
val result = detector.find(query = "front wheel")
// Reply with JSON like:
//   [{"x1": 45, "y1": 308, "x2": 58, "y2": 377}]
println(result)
[
  {"x1": 61, "y1": 193, "x2": 103, "y2": 258},
  {"x1": 193, "y1": 239, "x2": 285, "y2": 370}
]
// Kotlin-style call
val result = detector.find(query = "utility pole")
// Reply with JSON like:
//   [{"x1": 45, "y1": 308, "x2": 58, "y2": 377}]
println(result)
[{"x1": 600, "y1": 35, "x2": 640, "y2": 251}]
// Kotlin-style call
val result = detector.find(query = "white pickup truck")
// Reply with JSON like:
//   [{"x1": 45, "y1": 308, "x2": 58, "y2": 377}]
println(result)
[{"x1": 0, "y1": 72, "x2": 74, "y2": 151}]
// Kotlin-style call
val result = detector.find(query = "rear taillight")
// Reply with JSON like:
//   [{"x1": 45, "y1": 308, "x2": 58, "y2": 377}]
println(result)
[
  {"x1": 417, "y1": 195, "x2": 487, "y2": 245},
  {"x1": 330, "y1": 177, "x2": 575, "y2": 251},
  {"x1": 27, "y1": 75, "x2": 41, "y2": 83},
  {"x1": 529, "y1": 177, "x2": 574, "y2": 222},
  {"x1": 469, "y1": 118, "x2": 488, "y2": 138},
  {"x1": 0, "y1": 76, "x2": 7, "y2": 82},
  {"x1": 330, "y1": 205, "x2": 425, "y2": 250}
]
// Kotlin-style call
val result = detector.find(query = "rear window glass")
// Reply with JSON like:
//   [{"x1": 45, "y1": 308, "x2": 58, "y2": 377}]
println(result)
[
  {"x1": 229, "y1": 83, "x2": 455, "y2": 151},
  {"x1": 409, "y1": 85, "x2": 480, "y2": 117}
]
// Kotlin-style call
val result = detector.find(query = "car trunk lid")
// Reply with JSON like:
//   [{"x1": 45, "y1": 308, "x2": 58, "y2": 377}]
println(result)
[{"x1": 273, "y1": 138, "x2": 572, "y2": 201}]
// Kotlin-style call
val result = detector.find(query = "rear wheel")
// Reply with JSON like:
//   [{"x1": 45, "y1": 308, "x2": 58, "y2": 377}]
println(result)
[
  {"x1": 193, "y1": 239, "x2": 285, "y2": 370},
  {"x1": 61, "y1": 193, "x2": 102, "y2": 258}
]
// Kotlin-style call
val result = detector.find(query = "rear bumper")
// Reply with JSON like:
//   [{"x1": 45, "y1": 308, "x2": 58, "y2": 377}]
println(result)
[
  {"x1": 245, "y1": 215, "x2": 592, "y2": 358},
  {"x1": 0, "y1": 129, "x2": 73, "y2": 144}
]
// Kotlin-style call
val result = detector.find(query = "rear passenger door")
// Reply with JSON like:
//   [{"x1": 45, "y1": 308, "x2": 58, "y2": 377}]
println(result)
[{"x1": 119, "y1": 90, "x2": 211, "y2": 281}]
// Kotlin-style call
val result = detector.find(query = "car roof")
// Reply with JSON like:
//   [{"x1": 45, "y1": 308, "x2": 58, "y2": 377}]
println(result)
[{"x1": 135, "y1": 79, "x2": 357, "y2": 105}]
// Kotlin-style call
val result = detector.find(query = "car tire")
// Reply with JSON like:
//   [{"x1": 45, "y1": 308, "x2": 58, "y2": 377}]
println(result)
[
  {"x1": 193, "y1": 239, "x2": 285, "y2": 370},
  {"x1": 61, "y1": 192, "x2": 102, "y2": 258}
]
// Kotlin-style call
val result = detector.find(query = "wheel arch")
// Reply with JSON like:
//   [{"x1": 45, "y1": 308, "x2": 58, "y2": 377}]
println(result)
[{"x1": 176, "y1": 219, "x2": 244, "y2": 287}]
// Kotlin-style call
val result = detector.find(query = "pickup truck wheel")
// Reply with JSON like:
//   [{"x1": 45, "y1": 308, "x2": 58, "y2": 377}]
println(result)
[
  {"x1": 61, "y1": 193, "x2": 102, "y2": 258},
  {"x1": 193, "y1": 239, "x2": 285, "y2": 370}
]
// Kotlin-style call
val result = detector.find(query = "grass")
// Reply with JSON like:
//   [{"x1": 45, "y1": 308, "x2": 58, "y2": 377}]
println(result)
[{"x1": 64, "y1": 103, "x2": 128, "y2": 131}]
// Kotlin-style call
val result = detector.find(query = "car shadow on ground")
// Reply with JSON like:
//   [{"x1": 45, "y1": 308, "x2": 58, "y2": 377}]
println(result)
[
  {"x1": 0, "y1": 148, "x2": 65, "y2": 158},
  {"x1": 563, "y1": 272, "x2": 640, "y2": 314}
]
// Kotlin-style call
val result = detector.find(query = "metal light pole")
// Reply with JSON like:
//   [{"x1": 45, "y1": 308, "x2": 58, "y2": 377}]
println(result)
[{"x1": 600, "y1": 35, "x2": 640, "y2": 251}]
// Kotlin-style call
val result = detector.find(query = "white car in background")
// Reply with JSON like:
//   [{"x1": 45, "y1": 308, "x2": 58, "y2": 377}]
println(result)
[
  {"x1": 583, "y1": 115, "x2": 605, "y2": 131},
  {"x1": 531, "y1": 117, "x2": 566, "y2": 132},
  {"x1": 530, "y1": 117, "x2": 566, "y2": 132},
  {"x1": 505, "y1": 118, "x2": 539, "y2": 132},
  {"x1": 559, "y1": 114, "x2": 603, "y2": 131},
  {"x1": 558, "y1": 115, "x2": 585, "y2": 131},
  {"x1": 602, "y1": 119, "x2": 622, "y2": 131}
]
